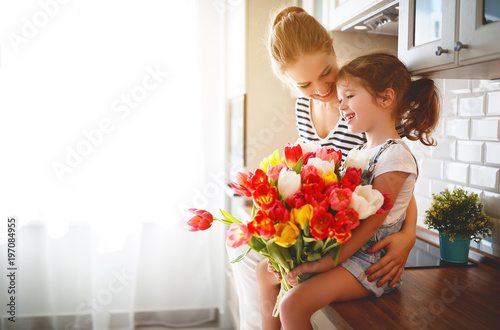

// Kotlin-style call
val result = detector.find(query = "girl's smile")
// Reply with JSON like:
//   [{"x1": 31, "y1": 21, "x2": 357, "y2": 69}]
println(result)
[{"x1": 342, "y1": 112, "x2": 355, "y2": 124}]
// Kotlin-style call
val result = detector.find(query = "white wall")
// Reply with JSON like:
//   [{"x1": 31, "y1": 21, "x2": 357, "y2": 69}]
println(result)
[
  {"x1": 408, "y1": 79, "x2": 500, "y2": 257},
  {"x1": 245, "y1": 0, "x2": 297, "y2": 171}
]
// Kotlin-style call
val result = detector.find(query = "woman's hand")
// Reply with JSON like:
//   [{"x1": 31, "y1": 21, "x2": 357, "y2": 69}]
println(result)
[
  {"x1": 284, "y1": 254, "x2": 336, "y2": 287},
  {"x1": 365, "y1": 230, "x2": 416, "y2": 287},
  {"x1": 284, "y1": 263, "x2": 308, "y2": 287}
]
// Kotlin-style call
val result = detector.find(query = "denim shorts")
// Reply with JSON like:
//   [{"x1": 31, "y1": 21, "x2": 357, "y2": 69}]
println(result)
[{"x1": 340, "y1": 216, "x2": 405, "y2": 297}]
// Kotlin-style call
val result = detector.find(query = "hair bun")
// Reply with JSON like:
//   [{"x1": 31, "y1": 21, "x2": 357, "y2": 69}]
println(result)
[{"x1": 272, "y1": 6, "x2": 306, "y2": 27}]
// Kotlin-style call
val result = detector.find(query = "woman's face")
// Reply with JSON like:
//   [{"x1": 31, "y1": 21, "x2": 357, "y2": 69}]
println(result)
[{"x1": 286, "y1": 52, "x2": 339, "y2": 103}]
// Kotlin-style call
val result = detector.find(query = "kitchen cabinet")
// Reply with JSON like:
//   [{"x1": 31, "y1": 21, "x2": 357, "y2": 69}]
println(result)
[
  {"x1": 327, "y1": 0, "x2": 397, "y2": 31},
  {"x1": 399, "y1": 0, "x2": 500, "y2": 79}
]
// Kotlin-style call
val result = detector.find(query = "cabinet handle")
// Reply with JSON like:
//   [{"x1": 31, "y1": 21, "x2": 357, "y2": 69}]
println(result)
[
  {"x1": 435, "y1": 46, "x2": 449, "y2": 56},
  {"x1": 454, "y1": 41, "x2": 469, "y2": 51}
]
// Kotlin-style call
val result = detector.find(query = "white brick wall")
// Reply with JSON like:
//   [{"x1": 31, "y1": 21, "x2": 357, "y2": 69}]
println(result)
[{"x1": 410, "y1": 79, "x2": 500, "y2": 257}]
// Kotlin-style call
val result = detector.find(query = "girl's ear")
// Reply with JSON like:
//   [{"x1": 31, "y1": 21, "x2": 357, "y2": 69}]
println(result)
[{"x1": 378, "y1": 88, "x2": 395, "y2": 108}]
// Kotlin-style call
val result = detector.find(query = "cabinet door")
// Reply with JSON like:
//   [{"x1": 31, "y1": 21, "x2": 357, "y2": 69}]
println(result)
[
  {"x1": 457, "y1": 0, "x2": 500, "y2": 65},
  {"x1": 399, "y1": 0, "x2": 458, "y2": 73}
]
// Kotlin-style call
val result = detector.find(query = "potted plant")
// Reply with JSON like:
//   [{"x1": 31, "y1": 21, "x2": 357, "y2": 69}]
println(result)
[{"x1": 424, "y1": 187, "x2": 493, "y2": 263}]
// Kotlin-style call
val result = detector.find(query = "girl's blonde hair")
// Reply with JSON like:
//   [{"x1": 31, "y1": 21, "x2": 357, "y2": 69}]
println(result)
[
  {"x1": 337, "y1": 53, "x2": 440, "y2": 146},
  {"x1": 268, "y1": 6, "x2": 334, "y2": 83}
]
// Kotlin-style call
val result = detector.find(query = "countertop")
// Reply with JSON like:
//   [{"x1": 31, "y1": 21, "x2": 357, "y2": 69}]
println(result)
[{"x1": 319, "y1": 227, "x2": 500, "y2": 329}]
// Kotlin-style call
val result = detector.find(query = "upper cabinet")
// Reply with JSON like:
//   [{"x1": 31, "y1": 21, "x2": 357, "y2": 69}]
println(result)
[
  {"x1": 327, "y1": 0, "x2": 396, "y2": 31},
  {"x1": 399, "y1": 0, "x2": 500, "y2": 79}
]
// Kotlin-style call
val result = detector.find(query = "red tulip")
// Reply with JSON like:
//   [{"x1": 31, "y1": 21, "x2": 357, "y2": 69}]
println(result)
[
  {"x1": 377, "y1": 191, "x2": 394, "y2": 214},
  {"x1": 310, "y1": 211, "x2": 334, "y2": 241},
  {"x1": 340, "y1": 167, "x2": 362, "y2": 191},
  {"x1": 187, "y1": 208, "x2": 214, "y2": 232},
  {"x1": 302, "y1": 151, "x2": 315, "y2": 165},
  {"x1": 230, "y1": 172, "x2": 252, "y2": 197},
  {"x1": 328, "y1": 217, "x2": 352, "y2": 244},
  {"x1": 253, "y1": 185, "x2": 278, "y2": 211},
  {"x1": 248, "y1": 209, "x2": 276, "y2": 239},
  {"x1": 301, "y1": 173, "x2": 325, "y2": 195},
  {"x1": 305, "y1": 192, "x2": 329, "y2": 214},
  {"x1": 286, "y1": 191, "x2": 307, "y2": 209},
  {"x1": 268, "y1": 200, "x2": 290, "y2": 223},
  {"x1": 335, "y1": 208, "x2": 360, "y2": 230},
  {"x1": 284, "y1": 143, "x2": 303, "y2": 169},
  {"x1": 246, "y1": 169, "x2": 270, "y2": 193}
]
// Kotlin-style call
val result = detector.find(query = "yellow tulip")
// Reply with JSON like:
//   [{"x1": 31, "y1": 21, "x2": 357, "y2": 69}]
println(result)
[
  {"x1": 290, "y1": 204, "x2": 314, "y2": 230},
  {"x1": 260, "y1": 149, "x2": 281, "y2": 172},
  {"x1": 274, "y1": 222, "x2": 300, "y2": 247},
  {"x1": 321, "y1": 171, "x2": 338, "y2": 185}
]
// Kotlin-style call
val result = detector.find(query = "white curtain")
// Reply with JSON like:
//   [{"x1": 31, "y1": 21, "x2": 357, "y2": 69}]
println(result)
[{"x1": 0, "y1": 1, "x2": 227, "y2": 329}]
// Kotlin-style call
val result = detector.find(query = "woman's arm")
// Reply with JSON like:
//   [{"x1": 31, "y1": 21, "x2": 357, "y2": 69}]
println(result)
[
  {"x1": 285, "y1": 171, "x2": 408, "y2": 286},
  {"x1": 364, "y1": 195, "x2": 417, "y2": 287}
]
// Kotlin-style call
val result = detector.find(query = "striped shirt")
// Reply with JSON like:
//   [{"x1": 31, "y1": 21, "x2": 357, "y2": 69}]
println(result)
[{"x1": 295, "y1": 97, "x2": 405, "y2": 161}]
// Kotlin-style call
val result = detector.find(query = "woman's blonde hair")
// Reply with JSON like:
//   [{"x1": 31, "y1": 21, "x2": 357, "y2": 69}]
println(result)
[{"x1": 268, "y1": 6, "x2": 335, "y2": 83}]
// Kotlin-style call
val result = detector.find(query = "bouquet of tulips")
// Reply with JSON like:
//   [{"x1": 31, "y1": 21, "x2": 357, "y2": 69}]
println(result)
[{"x1": 187, "y1": 142, "x2": 392, "y2": 316}]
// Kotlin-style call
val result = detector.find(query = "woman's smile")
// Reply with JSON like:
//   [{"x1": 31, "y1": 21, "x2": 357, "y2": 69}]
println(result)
[{"x1": 311, "y1": 82, "x2": 335, "y2": 100}]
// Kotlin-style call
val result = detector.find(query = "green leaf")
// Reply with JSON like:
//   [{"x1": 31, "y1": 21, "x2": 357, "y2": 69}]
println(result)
[
  {"x1": 291, "y1": 234, "x2": 304, "y2": 268},
  {"x1": 219, "y1": 209, "x2": 242, "y2": 225},
  {"x1": 302, "y1": 236, "x2": 316, "y2": 243},
  {"x1": 312, "y1": 240, "x2": 324, "y2": 251},
  {"x1": 249, "y1": 236, "x2": 266, "y2": 252},
  {"x1": 250, "y1": 204, "x2": 256, "y2": 220},
  {"x1": 330, "y1": 245, "x2": 342, "y2": 267},
  {"x1": 307, "y1": 252, "x2": 322, "y2": 262},
  {"x1": 231, "y1": 247, "x2": 252, "y2": 263},
  {"x1": 292, "y1": 157, "x2": 303, "y2": 174},
  {"x1": 267, "y1": 239, "x2": 291, "y2": 272}
]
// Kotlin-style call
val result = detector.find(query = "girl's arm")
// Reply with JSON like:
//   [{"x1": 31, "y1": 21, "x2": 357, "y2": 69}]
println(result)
[
  {"x1": 286, "y1": 171, "x2": 409, "y2": 285},
  {"x1": 364, "y1": 195, "x2": 416, "y2": 287}
]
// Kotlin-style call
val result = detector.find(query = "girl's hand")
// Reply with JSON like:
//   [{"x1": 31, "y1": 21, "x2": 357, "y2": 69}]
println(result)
[
  {"x1": 365, "y1": 230, "x2": 416, "y2": 287},
  {"x1": 266, "y1": 260, "x2": 282, "y2": 282}
]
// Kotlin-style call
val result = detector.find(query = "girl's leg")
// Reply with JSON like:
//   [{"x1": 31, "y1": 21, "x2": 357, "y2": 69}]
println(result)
[
  {"x1": 255, "y1": 258, "x2": 282, "y2": 330},
  {"x1": 279, "y1": 266, "x2": 370, "y2": 330}
]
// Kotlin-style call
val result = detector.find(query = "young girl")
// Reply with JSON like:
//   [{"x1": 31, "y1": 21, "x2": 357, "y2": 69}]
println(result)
[{"x1": 259, "y1": 52, "x2": 439, "y2": 330}]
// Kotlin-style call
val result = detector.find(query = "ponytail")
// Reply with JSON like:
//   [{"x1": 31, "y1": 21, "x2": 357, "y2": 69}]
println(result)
[{"x1": 403, "y1": 78, "x2": 440, "y2": 146}]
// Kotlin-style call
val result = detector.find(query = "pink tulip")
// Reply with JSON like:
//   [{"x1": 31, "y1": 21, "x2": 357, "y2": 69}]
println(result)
[
  {"x1": 329, "y1": 188, "x2": 352, "y2": 211},
  {"x1": 226, "y1": 223, "x2": 251, "y2": 248}
]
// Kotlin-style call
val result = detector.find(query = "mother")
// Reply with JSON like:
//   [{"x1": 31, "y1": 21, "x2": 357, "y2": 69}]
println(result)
[{"x1": 229, "y1": 6, "x2": 417, "y2": 330}]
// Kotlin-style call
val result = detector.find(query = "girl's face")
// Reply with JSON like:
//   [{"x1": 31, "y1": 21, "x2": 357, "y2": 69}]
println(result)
[
  {"x1": 286, "y1": 52, "x2": 339, "y2": 103},
  {"x1": 336, "y1": 77, "x2": 381, "y2": 134}
]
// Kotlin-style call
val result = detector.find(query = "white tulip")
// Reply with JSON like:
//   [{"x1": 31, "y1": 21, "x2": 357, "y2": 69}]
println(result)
[
  {"x1": 307, "y1": 157, "x2": 336, "y2": 175},
  {"x1": 299, "y1": 141, "x2": 321, "y2": 154},
  {"x1": 348, "y1": 185, "x2": 384, "y2": 219},
  {"x1": 344, "y1": 149, "x2": 370, "y2": 171},
  {"x1": 277, "y1": 168, "x2": 301, "y2": 201}
]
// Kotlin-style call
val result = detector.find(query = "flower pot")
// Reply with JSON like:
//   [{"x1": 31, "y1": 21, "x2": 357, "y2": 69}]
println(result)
[{"x1": 439, "y1": 233, "x2": 471, "y2": 263}]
